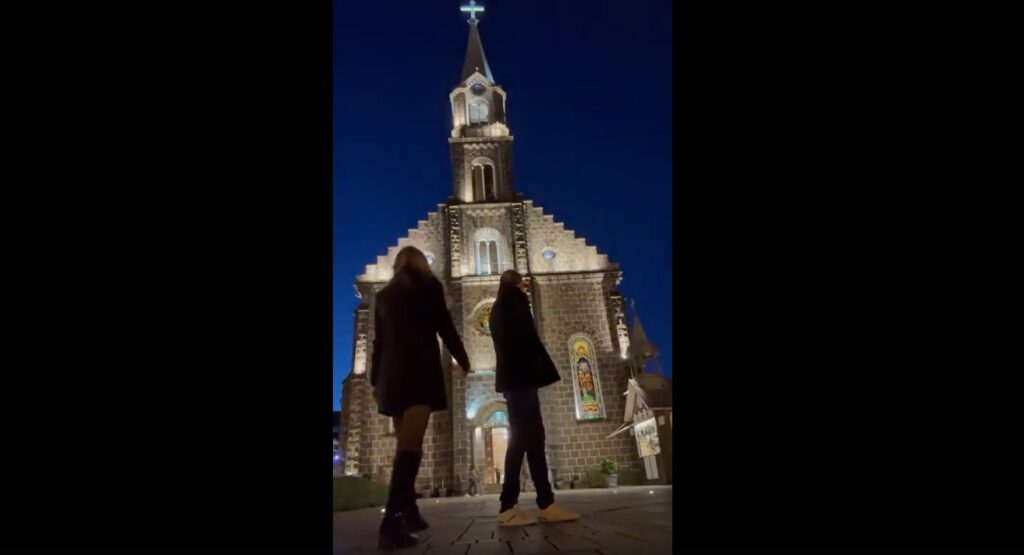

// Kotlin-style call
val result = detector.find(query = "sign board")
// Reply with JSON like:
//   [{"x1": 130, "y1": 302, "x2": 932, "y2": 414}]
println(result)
[{"x1": 634, "y1": 417, "x2": 661, "y2": 457}]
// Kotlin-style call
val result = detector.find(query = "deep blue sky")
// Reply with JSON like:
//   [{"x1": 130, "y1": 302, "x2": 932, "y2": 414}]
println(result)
[{"x1": 334, "y1": 0, "x2": 672, "y2": 410}]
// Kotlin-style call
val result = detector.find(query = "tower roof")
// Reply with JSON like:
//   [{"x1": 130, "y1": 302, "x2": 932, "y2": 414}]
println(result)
[
  {"x1": 627, "y1": 301, "x2": 660, "y2": 363},
  {"x1": 460, "y1": 19, "x2": 494, "y2": 84}
]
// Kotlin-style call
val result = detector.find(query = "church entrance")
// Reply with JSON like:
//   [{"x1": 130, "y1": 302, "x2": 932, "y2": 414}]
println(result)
[
  {"x1": 489, "y1": 427, "x2": 508, "y2": 485},
  {"x1": 472, "y1": 406, "x2": 509, "y2": 493}
]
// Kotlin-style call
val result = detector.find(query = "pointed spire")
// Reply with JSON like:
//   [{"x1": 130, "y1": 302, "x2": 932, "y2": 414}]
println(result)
[
  {"x1": 460, "y1": 2, "x2": 494, "y2": 83},
  {"x1": 627, "y1": 299, "x2": 660, "y2": 365}
]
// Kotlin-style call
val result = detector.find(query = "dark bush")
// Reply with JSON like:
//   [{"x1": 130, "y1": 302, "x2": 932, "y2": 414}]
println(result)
[{"x1": 333, "y1": 476, "x2": 388, "y2": 512}]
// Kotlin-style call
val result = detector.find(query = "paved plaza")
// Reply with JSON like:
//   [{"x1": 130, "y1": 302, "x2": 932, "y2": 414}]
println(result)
[{"x1": 333, "y1": 485, "x2": 672, "y2": 554}]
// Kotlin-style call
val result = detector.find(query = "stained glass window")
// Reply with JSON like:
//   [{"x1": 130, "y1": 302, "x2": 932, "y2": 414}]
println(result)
[
  {"x1": 568, "y1": 335, "x2": 605, "y2": 420},
  {"x1": 476, "y1": 303, "x2": 493, "y2": 335}
]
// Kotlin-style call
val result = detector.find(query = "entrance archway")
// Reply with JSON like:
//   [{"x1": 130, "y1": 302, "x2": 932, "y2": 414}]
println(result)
[{"x1": 469, "y1": 400, "x2": 509, "y2": 491}]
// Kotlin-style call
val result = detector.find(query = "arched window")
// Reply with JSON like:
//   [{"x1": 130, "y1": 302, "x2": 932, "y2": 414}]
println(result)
[
  {"x1": 477, "y1": 240, "x2": 500, "y2": 274},
  {"x1": 452, "y1": 92, "x2": 467, "y2": 127},
  {"x1": 484, "y1": 165, "x2": 496, "y2": 200},
  {"x1": 472, "y1": 228, "x2": 504, "y2": 275},
  {"x1": 469, "y1": 100, "x2": 489, "y2": 124},
  {"x1": 568, "y1": 335, "x2": 606, "y2": 421},
  {"x1": 493, "y1": 91, "x2": 505, "y2": 122},
  {"x1": 470, "y1": 159, "x2": 497, "y2": 202},
  {"x1": 472, "y1": 165, "x2": 485, "y2": 200}
]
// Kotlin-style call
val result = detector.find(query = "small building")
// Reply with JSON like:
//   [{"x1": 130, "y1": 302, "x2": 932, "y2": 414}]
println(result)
[
  {"x1": 608, "y1": 302, "x2": 673, "y2": 484},
  {"x1": 621, "y1": 373, "x2": 673, "y2": 484}
]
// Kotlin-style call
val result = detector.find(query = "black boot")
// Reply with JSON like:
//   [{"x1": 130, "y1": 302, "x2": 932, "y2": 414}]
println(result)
[
  {"x1": 378, "y1": 512, "x2": 417, "y2": 551},
  {"x1": 404, "y1": 451, "x2": 429, "y2": 532},
  {"x1": 378, "y1": 451, "x2": 419, "y2": 551}
]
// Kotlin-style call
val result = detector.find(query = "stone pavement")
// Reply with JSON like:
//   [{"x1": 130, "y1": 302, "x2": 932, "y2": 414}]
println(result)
[{"x1": 333, "y1": 485, "x2": 672, "y2": 554}]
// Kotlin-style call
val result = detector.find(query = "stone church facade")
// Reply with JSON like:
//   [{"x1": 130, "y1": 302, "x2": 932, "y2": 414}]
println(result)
[{"x1": 339, "y1": 13, "x2": 639, "y2": 492}]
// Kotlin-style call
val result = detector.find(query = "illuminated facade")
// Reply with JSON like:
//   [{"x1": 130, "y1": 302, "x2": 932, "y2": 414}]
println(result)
[{"x1": 339, "y1": 6, "x2": 639, "y2": 492}]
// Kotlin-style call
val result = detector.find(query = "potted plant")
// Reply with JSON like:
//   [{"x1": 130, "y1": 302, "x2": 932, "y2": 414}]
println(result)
[{"x1": 600, "y1": 458, "x2": 619, "y2": 488}]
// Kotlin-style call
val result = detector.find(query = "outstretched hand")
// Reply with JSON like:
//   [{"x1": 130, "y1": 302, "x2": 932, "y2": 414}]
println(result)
[{"x1": 457, "y1": 359, "x2": 471, "y2": 374}]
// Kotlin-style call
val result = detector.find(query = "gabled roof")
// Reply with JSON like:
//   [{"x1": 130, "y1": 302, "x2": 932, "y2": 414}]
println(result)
[
  {"x1": 635, "y1": 373, "x2": 672, "y2": 410},
  {"x1": 609, "y1": 375, "x2": 673, "y2": 437},
  {"x1": 624, "y1": 374, "x2": 673, "y2": 421}
]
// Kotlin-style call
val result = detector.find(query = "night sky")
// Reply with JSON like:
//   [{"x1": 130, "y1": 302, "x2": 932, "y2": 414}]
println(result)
[{"x1": 334, "y1": 0, "x2": 672, "y2": 409}]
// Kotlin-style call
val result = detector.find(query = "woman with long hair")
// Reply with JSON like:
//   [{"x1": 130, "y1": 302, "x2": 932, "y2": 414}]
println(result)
[
  {"x1": 488, "y1": 269, "x2": 579, "y2": 526},
  {"x1": 370, "y1": 246, "x2": 471, "y2": 550}
]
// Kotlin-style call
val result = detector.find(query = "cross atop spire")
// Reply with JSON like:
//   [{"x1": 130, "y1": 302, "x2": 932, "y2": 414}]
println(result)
[
  {"x1": 458, "y1": 0, "x2": 494, "y2": 83},
  {"x1": 460, "y1": 0, "x2": 485, "y2": 23}
]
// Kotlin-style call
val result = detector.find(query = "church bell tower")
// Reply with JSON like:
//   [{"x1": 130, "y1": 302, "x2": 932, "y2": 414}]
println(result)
[
  {"x1": 449, "y1": 1, "x2": 514, "y2": 204},
  {"x1": 343, "y1": 0, "x2": 635, "y2": 491}
]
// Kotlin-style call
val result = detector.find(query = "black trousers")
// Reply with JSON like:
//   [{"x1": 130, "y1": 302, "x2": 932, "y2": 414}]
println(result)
[{"x1": 499, "y1": 388, "x2": 554, "y2": 511}]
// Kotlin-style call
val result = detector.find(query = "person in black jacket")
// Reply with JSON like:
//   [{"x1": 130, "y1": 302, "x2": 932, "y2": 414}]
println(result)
[
  {"x1": 371, "y1": 246, "x2": 471, "y2": 550},
  {"x1": 489, "y1": 270, "x2": 580, "y2": 526}
]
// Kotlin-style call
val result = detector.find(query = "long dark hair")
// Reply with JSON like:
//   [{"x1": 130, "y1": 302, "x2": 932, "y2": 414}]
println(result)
[
  {"x1": 391, "y1": 246, "x2": 431, "y2": 287},
  {"x1": 495, "y1": 269, "x2": 526, "y2": 306}
]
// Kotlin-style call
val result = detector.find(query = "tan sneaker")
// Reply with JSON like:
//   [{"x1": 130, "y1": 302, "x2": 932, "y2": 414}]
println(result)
[
  {"x1": 497, "y1": 506, "x2": 537, "y2": 527},
  {"x1": 536, "y1": 503, "x2": 580, "y2": 523}
]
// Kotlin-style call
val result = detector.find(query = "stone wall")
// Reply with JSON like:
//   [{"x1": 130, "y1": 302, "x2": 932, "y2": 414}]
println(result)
[
  {"x1": 459, "y1": 206, "x2": 515, "y2": 277},
  {"x1": 524, "y1": 201, "x2": 610, "y2": 273},
  {"x1": 457, "y1": 277, "x2": 501, "y2": 371},
  {"x1": 342, "y1": 197, "x2": 638, "y2": 494},
  {"x1": 449, "y1": 138, "x2": 514, "y2": 203},
  {"x1": 532, "y1": 273, "x2": 638, "y2": 480},
  {"x1": 357, "y1": 206, "x2": 448, "y2": 283}
]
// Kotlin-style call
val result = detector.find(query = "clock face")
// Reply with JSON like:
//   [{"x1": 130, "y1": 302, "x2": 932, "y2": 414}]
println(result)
[{"x1": 470, "y1": 83, "x2": 486, "y2": 96}]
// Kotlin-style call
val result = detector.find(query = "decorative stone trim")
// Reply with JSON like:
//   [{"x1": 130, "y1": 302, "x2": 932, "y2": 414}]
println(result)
[
  {"x1": 447, "y1": 206, "x2": 462, "y2": 278},
  {"x1": 530, "y1": 270, "x2": 619, "y2": 283},
  {"x1": 459, "y1": 274, "x2": 501, "y2": 285},
  {"x1": 609, "y1": 293, "x2": 630, "y2": 361},
  {"x1": 351, "y1": 307, "x2": 370, "y2": 375},
  {"x1": 511, "y1": 202, "x2": 530, "y2": 273},
  {"x1": 449, "y1": 136, "x2": 513, "y2": 145},
  {"x1": 463, "y1": 207, "x2": 507, "y2": 218}
]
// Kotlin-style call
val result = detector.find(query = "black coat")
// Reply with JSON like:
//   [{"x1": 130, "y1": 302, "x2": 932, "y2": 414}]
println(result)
[
  {"x1": 489, "y1": 285, "x2": 560, "y2": 393},
  {"x1": 370, "y1": 275, "x2": 470, "y2": 416}
]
